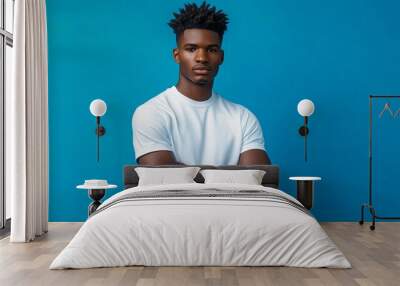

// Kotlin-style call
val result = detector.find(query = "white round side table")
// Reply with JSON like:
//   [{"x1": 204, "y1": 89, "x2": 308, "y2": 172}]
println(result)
[
  {"x1": 289, "y1": 176, "x2": 321, "y2": 210},
  {"x1": 77, "y1": 180, "x2": 117, "y2": 216}
]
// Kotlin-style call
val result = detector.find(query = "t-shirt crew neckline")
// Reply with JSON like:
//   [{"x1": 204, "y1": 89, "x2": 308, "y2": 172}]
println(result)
[{"x1": 171, "y1": 86, "x2": 216, "y2": 108}]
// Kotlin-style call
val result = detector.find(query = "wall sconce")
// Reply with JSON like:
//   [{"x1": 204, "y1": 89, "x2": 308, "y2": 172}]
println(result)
[
  {"x1": 297, "y1": 99, "x2": 315, "y2": 162},
  {"x1": 89, "y1": 99, "x2": 107, "y2": 162}
]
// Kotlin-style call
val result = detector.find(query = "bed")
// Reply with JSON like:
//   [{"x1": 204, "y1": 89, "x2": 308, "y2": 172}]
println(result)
[{"x1": 50, "y1": 165, "x2": 351, "y2": 269}]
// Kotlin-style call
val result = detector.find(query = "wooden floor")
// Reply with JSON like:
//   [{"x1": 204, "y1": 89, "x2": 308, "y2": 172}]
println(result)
[{"x1": 0, "y1": 222, "x2": 399, "y2": 286}]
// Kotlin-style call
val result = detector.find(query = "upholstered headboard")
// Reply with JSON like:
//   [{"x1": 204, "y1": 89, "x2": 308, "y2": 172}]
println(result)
[{"x1": 123, "y1": 165, "x2": 279, "y2": 189}]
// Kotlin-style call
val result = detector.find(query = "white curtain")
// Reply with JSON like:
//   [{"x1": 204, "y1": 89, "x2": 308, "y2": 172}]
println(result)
[{"x1": 7, "y1": 0, "x2": 49, "y2": 242}]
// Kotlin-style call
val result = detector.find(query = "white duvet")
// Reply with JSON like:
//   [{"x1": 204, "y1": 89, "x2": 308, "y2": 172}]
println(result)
[{"x1": 50, "y1": 183, "x2": 351, "y2": 269}]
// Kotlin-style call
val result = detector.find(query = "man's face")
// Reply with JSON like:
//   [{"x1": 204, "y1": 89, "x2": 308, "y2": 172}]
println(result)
[{"x1": 173, "y1": 29, "x2": 224, "y2": 86}]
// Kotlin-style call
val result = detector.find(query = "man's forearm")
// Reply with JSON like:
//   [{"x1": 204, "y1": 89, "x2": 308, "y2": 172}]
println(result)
[
  {"x1": 137, "y1": 150, "x2": 180, "y2": 165},
  {"x1": 238, "y1": 149, "x2": 271, "y2": 165}
]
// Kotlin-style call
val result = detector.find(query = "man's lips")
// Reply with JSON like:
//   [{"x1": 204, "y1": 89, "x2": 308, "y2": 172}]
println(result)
[{"x1": 193, "y1": 67, "x2": 211, "y2": 75}]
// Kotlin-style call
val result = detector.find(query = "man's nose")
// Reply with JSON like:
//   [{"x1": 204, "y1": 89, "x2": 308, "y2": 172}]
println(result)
[{"x1": 195, "y1": 48, "x2": 208, "y2": 63}]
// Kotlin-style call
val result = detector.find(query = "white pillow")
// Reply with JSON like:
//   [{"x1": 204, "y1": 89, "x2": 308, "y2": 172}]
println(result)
[
  {"x1": 135, "y1": 167, "x2": 201, "y2": 186},
  {"x1": 200, "y1": 169, "x2": 266, "y2": 185}
]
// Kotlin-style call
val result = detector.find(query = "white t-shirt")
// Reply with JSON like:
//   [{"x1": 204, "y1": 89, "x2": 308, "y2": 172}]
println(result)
[{"x1": 132, "y1": 86, "x2": 266, "y2": 165}]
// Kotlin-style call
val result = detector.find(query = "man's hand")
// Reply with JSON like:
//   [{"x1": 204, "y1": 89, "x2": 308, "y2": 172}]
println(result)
[
  {"x1": 238, "y1": 149, "x2": 271, "y2": 165},
  {"x1": 137, "y1": 150, "x2": 183, "y2": 165}
]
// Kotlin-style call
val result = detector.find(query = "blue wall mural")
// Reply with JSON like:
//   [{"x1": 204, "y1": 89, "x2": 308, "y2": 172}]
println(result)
[{"x1": 47, "y1": 0, "x2": 400, "y2": 222}]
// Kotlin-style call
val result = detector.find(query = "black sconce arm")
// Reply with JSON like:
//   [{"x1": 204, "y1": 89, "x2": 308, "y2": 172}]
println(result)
[
  {"x1": 299, "y1": 116, "x2": 309, "y2": 162},
  {"x1": 95, "y1": 116, "x2": 106, "y2": 162}
]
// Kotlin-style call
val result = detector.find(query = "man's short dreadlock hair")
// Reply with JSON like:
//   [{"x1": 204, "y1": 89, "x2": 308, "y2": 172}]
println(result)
[{"x1": 168, "y1": 1, "x2": 229, "y2": 41}]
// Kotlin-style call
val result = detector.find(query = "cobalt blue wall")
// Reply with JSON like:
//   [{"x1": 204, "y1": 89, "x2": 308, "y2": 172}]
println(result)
[{"x1": 47, "y1": 0, "x2": 400, "y2": 222}]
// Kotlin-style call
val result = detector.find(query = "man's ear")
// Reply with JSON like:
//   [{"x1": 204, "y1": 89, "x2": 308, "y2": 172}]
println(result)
[
  {"x1": 220, "y1": 49, "x2": 224, "y2": 65},
  {"x1": 173, "y1": 48, "x2": 180, "y2": 64}
]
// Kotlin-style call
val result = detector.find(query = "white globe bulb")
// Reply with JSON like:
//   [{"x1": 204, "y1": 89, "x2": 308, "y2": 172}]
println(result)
[
  {"x1": 297, "y1": 99, "x2": 315, "y2": 117},
  {"x1": 89, "y1": 99, "x2": 107, "y2": 117}
]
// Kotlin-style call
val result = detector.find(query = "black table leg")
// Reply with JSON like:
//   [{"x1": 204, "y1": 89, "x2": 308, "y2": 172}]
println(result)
[
  {"x1": 88, "y1": 189, "x2": 105, "y2": 216},
  {"x1": 296, "y1": 181, "x2": 314, "y2": 210}
]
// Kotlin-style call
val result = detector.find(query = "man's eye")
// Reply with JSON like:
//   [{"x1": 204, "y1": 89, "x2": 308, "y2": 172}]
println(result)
[
  {"x1": 186, "y1": 47, "x2": 196, "y2": 52},
  {"x1": 208, "y1": 48, "x2": 218, "y2": 53}
]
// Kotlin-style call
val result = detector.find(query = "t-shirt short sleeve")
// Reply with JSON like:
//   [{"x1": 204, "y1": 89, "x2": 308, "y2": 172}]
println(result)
[
  {"x1": 240, "y1": 108, "x2": 266, "y2": 153},
  {"x1": 132, "y1": 105, "x2": 173, "y2": 161}
]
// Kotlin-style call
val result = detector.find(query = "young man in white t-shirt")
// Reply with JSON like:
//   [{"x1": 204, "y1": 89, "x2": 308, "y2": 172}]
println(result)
[{"x1": 132, "y1": 2, "x2": 271, "y2": 166}]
